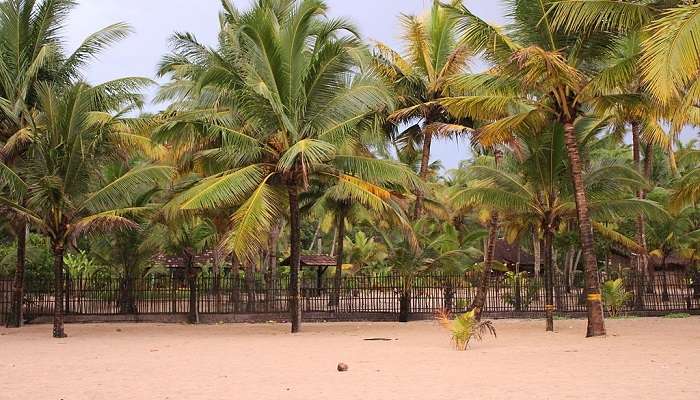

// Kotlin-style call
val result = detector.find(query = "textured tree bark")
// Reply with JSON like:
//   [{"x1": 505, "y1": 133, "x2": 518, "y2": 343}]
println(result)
[
  {"x1": 544, "y1": 230, "x2": 554, "y2": 332},
  {"x1": 399, "y1": 289, "x2": 411, "y2": 322},
  {"x1": 470, "y1": 150, "x2": 502, "y2": 321},
  {"x1": 118, "y1": 264, "x2": 138, "y2": 314},
  {"x1": 288, "y1": 186, "x2": 302, "y2": 333},
  {"x1": 332, "y1": 207, "x2": 347, "y2": 308},
  {"x1": 52, "y1": 241, "x2": 66, "y2": 338},
  {"x1": 413, "y1": 130, "x2": 433, "y2": 219},
  {"x1": 563, "y1": 122, "x2": 606, "y2": 337},
  {"x1": 7, "y1": 221, "x2": 26, "y2": 328}
]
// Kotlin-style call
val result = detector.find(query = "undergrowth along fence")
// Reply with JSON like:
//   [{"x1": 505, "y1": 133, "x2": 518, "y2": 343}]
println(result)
[{"x1": 1, "y1": 271, "x2": 699, "y2": 323}]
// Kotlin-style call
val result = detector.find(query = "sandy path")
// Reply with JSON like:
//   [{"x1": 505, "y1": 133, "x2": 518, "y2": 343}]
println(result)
[{"x1": 1, "y1": 317, "x2": 699, "y2": 400}]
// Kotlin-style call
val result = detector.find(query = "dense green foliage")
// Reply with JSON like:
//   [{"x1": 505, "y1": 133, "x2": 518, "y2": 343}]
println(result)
[{"x1": 0, "y1": 0, "x2": 699, "y2": 337}]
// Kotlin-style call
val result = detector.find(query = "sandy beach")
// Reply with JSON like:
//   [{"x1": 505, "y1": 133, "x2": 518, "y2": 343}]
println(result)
[{"x1": 1, "y1": 317, "x2": 699, "y2": 400}]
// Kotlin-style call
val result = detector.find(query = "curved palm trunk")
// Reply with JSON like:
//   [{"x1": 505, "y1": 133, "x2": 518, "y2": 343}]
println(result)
[
  {"x1": 7, "y1": 221, "x2": 26, "y2": 328},
  {"x1": 563, "y1": 122, "x2": 606, "y2": 337},
  {"x1": 52, "y1": 241, "x2": 66, "y2": 338},
  {"x1": 288, "y1": 186, "x2": 302, "y2": 333},
  {"x1": 470, "y1": 214, "x2": 497, "y2": 321},
  {"x1": 413, "y1": 130, "x2": 433, "y2": 219},
  {"x1": 470, "y1": 150, "x2": 502, "y2": 321},
  {"x1": 332, "y1": 207, "x2": 347, "y2": 308}
]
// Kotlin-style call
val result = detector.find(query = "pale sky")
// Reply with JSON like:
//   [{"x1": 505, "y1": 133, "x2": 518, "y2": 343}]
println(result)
[{"x1": 64, "y1": 1, "x2": 508, "y2": 170}]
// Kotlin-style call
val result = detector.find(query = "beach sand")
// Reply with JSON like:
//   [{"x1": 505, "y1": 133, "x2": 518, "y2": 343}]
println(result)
[{"x1": 1, "y1": 317, "x2": 699, "y2": 400}]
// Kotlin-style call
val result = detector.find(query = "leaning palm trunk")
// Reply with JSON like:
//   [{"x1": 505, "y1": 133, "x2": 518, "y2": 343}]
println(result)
[
  {"x1": 7, "y1": 221, "x2": 26, "y2": 328},
  {"x1": 51, "y1": 241, "x2": 66, "y2": 338},
  {"x1": 563, "y1": 122, "x2": 605, "y2": 337},
  {"x1": 288, "y1": 186, "x2": 302, "y2": 333},
  {"x1": 332, "y1": 208, "x2": 347, "y2": 308},
  {"x1": 471, "y1": 212, "x2": 498, "y2": 321},
  {"x1": 470, "y1": 150, "x2": 502, "y2": 321}
]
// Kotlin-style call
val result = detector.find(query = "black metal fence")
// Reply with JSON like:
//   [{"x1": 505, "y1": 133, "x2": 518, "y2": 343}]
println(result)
[{"x1": 1, "y1": 271, "x2": 699, "y2": 322}]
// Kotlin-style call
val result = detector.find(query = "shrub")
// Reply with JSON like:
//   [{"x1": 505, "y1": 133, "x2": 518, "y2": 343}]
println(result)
[
  {"x1": 664, "y1": 313, "x2": 691, "y2": 319},
  {"x1": 601, "y1": 278, "x2": 631, "y2": 317},
  {"x1": 436, "y1": 309, "x2": 497, "y2": 350},
  {"x1": 502, "y1": 272, "x2": 541, "y2": 310}
]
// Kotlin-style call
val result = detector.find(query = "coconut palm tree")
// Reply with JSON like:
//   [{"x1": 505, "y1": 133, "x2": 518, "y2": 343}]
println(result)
[
  {"x1": 548, "y1": 1, "x2": 700, "y2": 173},
  {"x1": 0, "y1": 0, "x2": 134, "y2": 327},
  {"x1": 372, "y1": 0, "x2": 473, "y2": 218},
  {"x1": 142, "y1": 213, "x2": 215, "y2": 324},
  {"x1": 0, "y1": 82, "x2": 173, "y2": 337},
  {"x1": 305, "y1": 164, "x2": 417, "y2": 307},
  {"x1": 158, "y1": 0, "x2": 421, "y2": 333},
  {"x1": 88, "y1": 167, "x2": 163, "y2": 314},
  {"x1": 547, "y1": 1, "x2": 697, "y2": 279},
  {"x1": 450, "y1": 124, "x2": 667, "y2": 331},
  {"x1": 437, "y1": 0, "x2": 634, "y2": 336}
]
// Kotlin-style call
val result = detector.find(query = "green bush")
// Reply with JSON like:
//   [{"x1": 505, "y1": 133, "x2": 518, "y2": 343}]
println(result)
[
  {"x1": 437, "y1": 309, "x2": 497, "y2": 350},
  {"x1": 0, "y1": 234, "x2": 53, "y2": 282},
  {"x1": 502, "y1": 272, "x2": 541, "y2": 311},
  {"x1": 601, "y1": 278, "x2": 631, "y2": 317}
]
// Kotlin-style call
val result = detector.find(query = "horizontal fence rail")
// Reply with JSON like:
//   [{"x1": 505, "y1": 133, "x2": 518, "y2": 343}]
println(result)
[{"x1": 2, "y1": 271, "x2": 699, "y2": 323}]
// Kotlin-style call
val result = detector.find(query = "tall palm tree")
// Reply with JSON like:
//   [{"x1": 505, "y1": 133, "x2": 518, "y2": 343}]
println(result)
[
  {"x1": 439, "y1": 0, "x2": 624, "y2": 336},
  {"x1": 159, "y1": 0, "x2": 421, "y2": 333},
  {"x1": 89, "y1": 171, "x2": 162, "y2": 314},
  {"x1": 451, "y1": 126, "x2": 666, "y2": 330},
  {"x1": 0, "y1": 82, "x2": 172, "y2": 337},
  {"x1": 547, "y1": 1, "x2": 690, "y2": 282},
  {"x1": 372, "y1": 0, "x2": 473, "y2": 218},
  {"x1": 0, "y1": 0, "x2": 134, "y2": 327}
]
